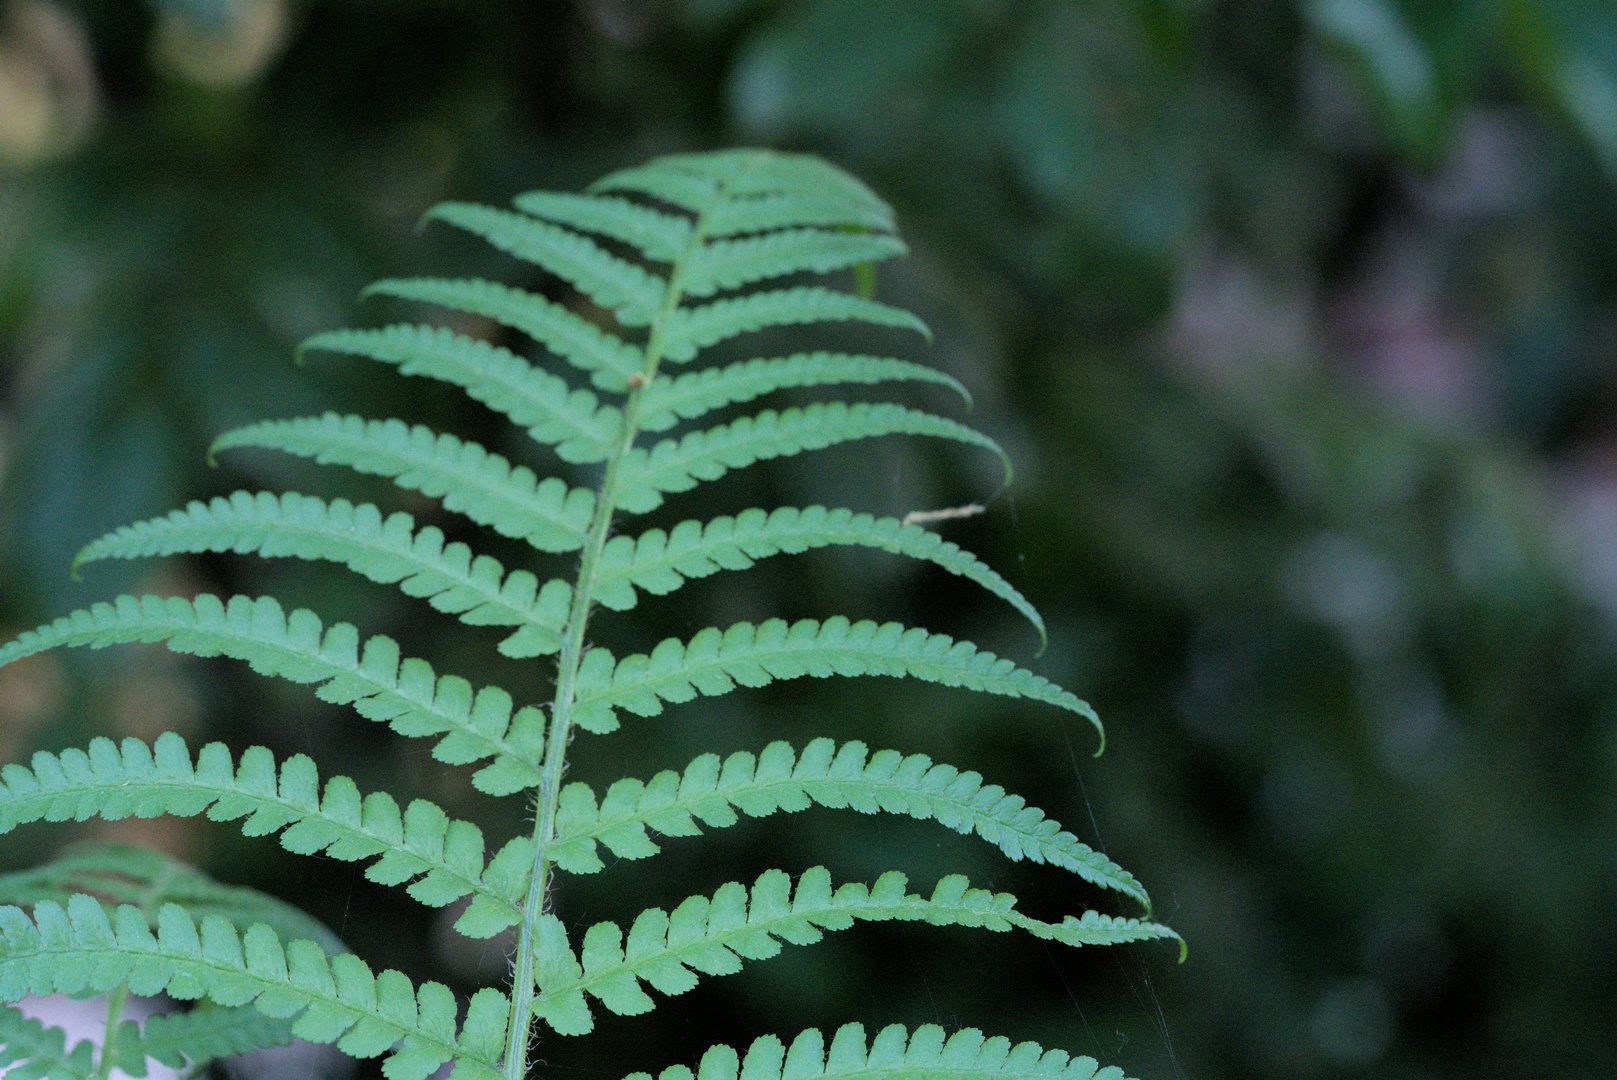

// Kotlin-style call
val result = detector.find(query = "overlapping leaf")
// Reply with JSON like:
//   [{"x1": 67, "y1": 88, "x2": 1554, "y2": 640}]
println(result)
[
  {"x1": 0, "y1": 1004, "x2": 90, "y2": 1080},
  {"x1": 531, "y1": 867, "x2": 1180, "y2": 1035},
  {"x1": 0, "y1": 595, "x2": 546, "y2": 794},
  {"x1": 546, "y1": 738, "x2": 1144, "y2": 908},
  {"x1": 74, "y1": 492, "x2": 571, "y2": 658},
  {"x1": 0, "y1": 895, "x2": 507, "y2": 1080},
  {"x1": 0, "y1": 736, "x2": 526, "y2": 934},
  {"x1": 626, "y1": 1024, "x2": 1131, "y2": 1080},
  {"x1": 569, "y1": 618, "x2": 1098, "y2": 743}
]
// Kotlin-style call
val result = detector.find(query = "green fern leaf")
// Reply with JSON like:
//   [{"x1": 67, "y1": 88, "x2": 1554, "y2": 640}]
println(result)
[
  {"x1": 106, "y1": 1003, "x2": 296, "y2": 1073},
  {"x1": 300, "y1": 325, "x2": 621, "y2": 462},
  {"x1": 615, "y1": 403, "x2": 1006, "y2": 516},
  {"x1": 636, "y1": 354, "x2": 970, "y2": 432},
  {"x1": 73, "y1": 492, "x2": 570, "y2": 658},
  {"x1": 0, "y1": 596, "x2": 546, "y2": 794},
  {"x1": 0, "y1": 843, "x2": 347, "y2": 954},
  {"x1": 512, "y1": 191, "x2": 693, "y2": 262},
  {"x1": 677, "y1": 230, "x2": 907, "y2": 299},
  {"x1": 0, "y1": 740, "x2": 525, "y2": 931},
  {"x1": 362, "y1": 277, "x2": 644, "y2": 391},
  {"x1": 424, "y1": 202, "x2": 666, "y2": 325},
  {"x1": 591, "y1": 151, "x2": 893, "y2": 229},
  {"x1": 0, "y1": 1004, "x2": 91, "y2": 1080},
  {"x1": 628, "y1": 1024, "x2": 1134, "y2": 1080},
  {"x1": 658, "y1": 288, "x2": 928, "y2": 363},
  {"x1": 590, "y1": 506, "x2": 1042, "y2": 643},
  {"x1": 0, "y1": 896, "x2": 506, "y2": 1080},
  {"x1": 569, "y1": 618, "x2": 1098, "y2": 743},
  {"x1": 531, "y1": 867, "x2": 1178, "y2": 1034},
  {"x1": 546, "y1": 738, "x2": 1144, "y2": 908},
  {"x1": 211, "y1": 414, "x2": 596, "y2": 553}
]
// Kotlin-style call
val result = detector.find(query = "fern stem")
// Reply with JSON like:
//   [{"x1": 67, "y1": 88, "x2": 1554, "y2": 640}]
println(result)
[{"x1": 503, "y1": 177, "x2": 715, "y2": 1080}]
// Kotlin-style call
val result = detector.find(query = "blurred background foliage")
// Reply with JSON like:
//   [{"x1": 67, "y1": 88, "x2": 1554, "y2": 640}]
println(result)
[{"x1": 2, "y1": 0, "x2": 1616, "y2": 1078}]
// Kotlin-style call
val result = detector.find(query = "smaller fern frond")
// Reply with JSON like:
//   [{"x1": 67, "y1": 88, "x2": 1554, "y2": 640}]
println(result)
[
  {"x1": 657, "y1": 288, "x2": 928, "y2": 363},
  {"x1": 590, "y1": 506, "x2": 1043, "y2": 644},
  {"x1": 0, "y1": 1003, "x2": 91, "y2": 1080},
  {"x1": 0, "y1": 596, "x2": 546, "y2": 794},
  {"x1": 591, "y1": 152, "x2": 892, "y2": 230},
  {"x1": 211, "y1": 414, "x2": 597, "y2": 553},
  {"x1": 676, "y1": 230, "x2": 907, "y2": 299},
  {"x1": 423, "y1": 202, "x2": 666, "y2": 325},
  {"x1": 105, "y1": 1003, "x2": 297, "y2": 1075},
  {"x1": 568, "y1": 619, "x2": 1099, "y2": 745},
  {"x1": 530, "y1": 868, "x2": 1180, "y2": 1035},
  {"x1": 73, "y1": 492, "x2": 571, "y2": 658},
  {"x1": 511, "y1": 191, "x2": 693, "y2": 263},
  {"x1": 627, "y1": 1024, "x2": 1133, "y2": 1080},
  {"x1": 635, "y1": 354, "x2": 970, "y2": 433},
  {"x1": 545, "y1": 738, "x2": 1145, "y2": 908},
  {"x1": 0, "y1": 843, "x2": 346, "y2": 955},
  {"x1": 0, "y1": 739, "x2": 525, "y2": 931},
  {"x1": 0, "y1": 896, "x2": 508, "y2": 1080},
  {"x1": 362, "y1": 277, "x2": 644, "y2": 391},
  {"x1": 614, "y1": 403, "x2": 1008, "y2": 516},
  {"x1": 299, "y1": 326, "x2": 621, "y2": 463}
]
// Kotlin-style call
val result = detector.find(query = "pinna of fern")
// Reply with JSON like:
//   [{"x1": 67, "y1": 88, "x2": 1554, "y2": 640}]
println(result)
[{"x1": 0, "y1": 150, "x2": 1179, "y2": 1080}]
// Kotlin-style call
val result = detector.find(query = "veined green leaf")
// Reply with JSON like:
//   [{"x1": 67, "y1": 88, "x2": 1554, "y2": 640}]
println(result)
[
  {"x1": 0, "y1": 739, "x2": 525, "y2": 930},
  {"x1": 74, "y1": 492, "x2": 571, "y2": 658},
  {"x1": 0, "y1": 595, "x2": 545, "y2": 795},
  {"x1": 531, "y1": 867, "x2": 1179, "y2": 1034},
  {"x1": 513, "y1": 191, "x2": 693, "y2": 263},
  {"x1": 300, "y1": 325, "x2": 621, "y2": 462},
  {"x1": 0, "y1": 1003, "x2": 91, "y2": 1080},
  {"x1": 627, "y1": 1023, "x2": 1133, "y2": 1080},
  {"x1": 362, "y1": 277, "x2": 644, "y2": 391},
  {"x1": 425, "y1": 202, "x2": 667, "y2": 325},
  {"x1": 658, "y1": 287, "x2": 929, "y2": 362},
  {"x1": 569, "y1": 618, "x2": 1097, "y2": 745},
  {"x1": 677, "y1": 230, "x2": 906, "y2": 299},
  {"x1": 591, "y1": 506, "x2": 1041, "y2": 644},
  {"x1": 636, "y1": 353, "x2": 970, "y2": 432},
  {"x1": 615, "y1": 403, "x2": 1008, "y2": 515},
  {"x1": 105, "y1": 1003, "x2": 296, "y2": 1074},
  {"x1": 0, "y1": 843, "x2": 347, "y2": 955},
  {"x1": 212, "y1": 414, "x2": 596, "y2": 553},
  {"x1": 0, "y1": 896, "x2": 507, "y2": 1080},
  {"x1": 594, "y1": 151, "x2": 893, "y2": 223},
  {"x1": 546, "y1": 738, "x2": 1145, "y2": 909}
]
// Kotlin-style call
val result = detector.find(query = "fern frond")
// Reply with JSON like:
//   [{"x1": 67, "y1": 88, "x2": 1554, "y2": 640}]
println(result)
[
  {"x1": 0, "y1": 739, "x2": 526, "y2": 933},
  {"x1": 569, "y1": 619, "x2": 1098, "y2": 744},
  {"x1": 106, "y1": 1003, "x2": 297, "y2": 1074},
  {"x1": 0, "y1": 1004, "x2": 91, "y2": 1080},
  {"x1": 677, "y1": 230, "x2": 907, "y2": 299},
  {"x1": 299, "y1": 325, "x2": 621, "y2": 463},
  {"x1": 0, "y1": 596, "x2": 546, "y2": 795},
  {"x1": 512, "y1": 191, "x2": 693, "y2": 263},
  {"x1": 635, "y1": 354, "x2": 970, "y2": 432},
  {"x1": 545, "y1": 738, "x2": 1145, "y2": 908},
  {"x1": 211, "y1": 414, "x2": 596, "y2": 553},
  {"x1": 0, "y1": 895, "x2": 509, "y2": 1080},
  {"x1": 424, "y1": 202, "x2": 666, "y2": 325},
  {"x1": 0, "y1": 843, "x2": 347, "y2": 955},
  {"x1": 530, "y1": 867, "x2": 1179, "y2": 1034},
  {"x1": 658, "y1": 288, "x2": 929, "y2": 363},
  {"x1": 591, "y1": 152, "x2": 893, "y2": 230},
  {"x1": 614, "y1": 403, "x2": 1006, "y2": 516},
  {"x1": 629, "y1": 1024, "x2": 1133, "y2": 1080},
  {"x1": 590, "y1": 506, "x2": 1043, "y2": 644},
  {"x1": 362, "y1": 277, "x2": 644, "y2": 392},
  {"x1": 74, "y1": 492, "x2": 571, "y2": 658}
]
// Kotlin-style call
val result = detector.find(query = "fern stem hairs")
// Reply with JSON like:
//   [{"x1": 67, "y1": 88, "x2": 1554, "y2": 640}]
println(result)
[{"x1": 0, "y1": 150, "x2": 1180, "y2": 1080}]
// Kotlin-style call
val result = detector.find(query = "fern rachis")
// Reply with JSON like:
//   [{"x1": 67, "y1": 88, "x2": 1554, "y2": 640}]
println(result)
[{"x1": 0, "y1": 150, "x2": 1179, "y2": 1080}]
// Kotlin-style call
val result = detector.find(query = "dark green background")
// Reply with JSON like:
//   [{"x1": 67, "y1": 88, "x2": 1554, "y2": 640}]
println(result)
[{"x1": 1, "y1": 1, "x2": 1615, "y2": 1078}]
